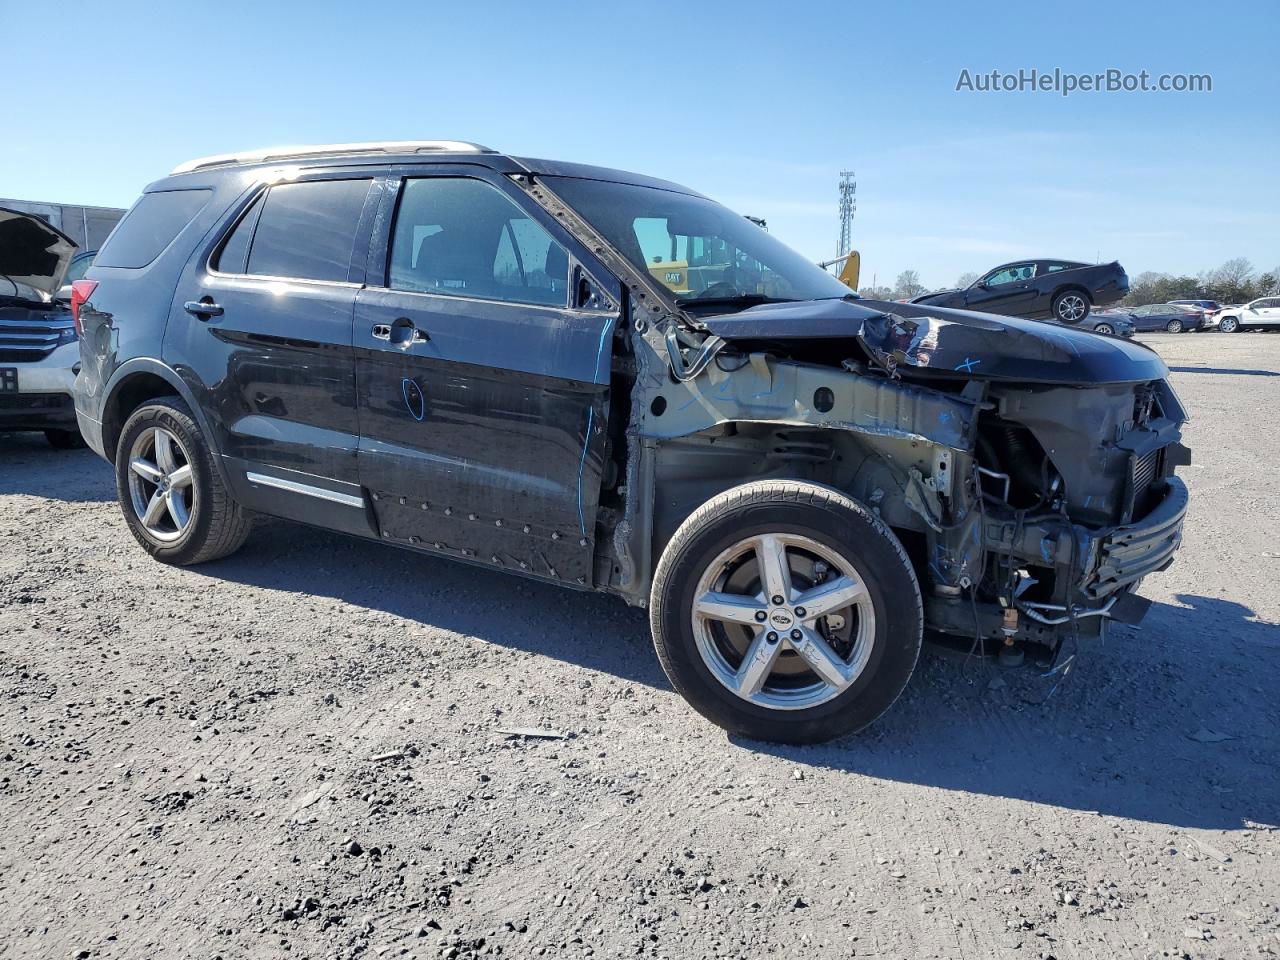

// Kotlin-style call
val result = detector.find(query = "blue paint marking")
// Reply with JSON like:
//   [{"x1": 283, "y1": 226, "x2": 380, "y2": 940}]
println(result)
[
  {"x1": 954, "y1": 357, "x2": 981, "y2": 372},
  {"x1": 401, "y1": 378, "x2": 425, "y2": 421},
  {"x1": 576, "y1": 407, "x2": 594, "y2": 536}
]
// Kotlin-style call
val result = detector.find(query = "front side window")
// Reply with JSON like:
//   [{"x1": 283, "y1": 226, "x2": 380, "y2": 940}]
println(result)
[
  {"x1": 984, "y1": 263, "x2": 1036, "y2": 286},
  {"x1": 388, "y1": 178, "x2": 567, "y2": 307},
  {"x1": 544, "y1": 177, "x2": 851, "y2": 308},
  {"x1": 241, "y1": 179, "x2": 371, "y2": 282},
  {"x1": 96, "y1": 189, "x2": 212, "y2": 269}
]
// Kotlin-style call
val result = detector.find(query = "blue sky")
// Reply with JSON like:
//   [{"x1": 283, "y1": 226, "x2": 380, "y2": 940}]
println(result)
[{"x1": 4, "y1": 0, "x2": 1276, "y2": 289}]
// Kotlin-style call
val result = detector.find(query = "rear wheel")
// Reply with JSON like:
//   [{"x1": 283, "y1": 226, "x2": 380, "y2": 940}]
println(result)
[
  {"x1": 650, "y1": 480, "x2": 922, "y2": 744},
  {"x1": 1219, "y1": 316, "x2": 1239, "y2": 333},
  {"x1": 1052, "y1": 290, "x2": 1090, "y2": 324},
  {"x1": 1166, "y1": 318, "x2": 1184, "y2": 333},
  {"x1": 114, "y1": 397, "x2": 252, "y2": 565}
]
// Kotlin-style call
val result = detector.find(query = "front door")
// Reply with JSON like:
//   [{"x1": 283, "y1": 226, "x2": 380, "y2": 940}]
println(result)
[
  {"x1": 167, "y1": 173, "x2": 382, "y2": 529},
  {"x1": 965, "y1": 262, "x2": 1039, "y2": 315},
  {"x1": 354, "y1": 172, "x2": 620, "y2": 586}
]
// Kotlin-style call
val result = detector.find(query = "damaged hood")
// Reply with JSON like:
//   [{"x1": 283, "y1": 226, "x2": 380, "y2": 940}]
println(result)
[
  {"x1": 0, "y1": 207, "x2": 77, "y2": 300},
  {"x1": 700, "y1": 297, "x2": 1168, "y2": 385}
]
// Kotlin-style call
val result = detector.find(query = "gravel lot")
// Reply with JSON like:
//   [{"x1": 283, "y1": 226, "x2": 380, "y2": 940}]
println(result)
[{"x1": 1, "y1": 333, "x2": 1277, "y2": 960}]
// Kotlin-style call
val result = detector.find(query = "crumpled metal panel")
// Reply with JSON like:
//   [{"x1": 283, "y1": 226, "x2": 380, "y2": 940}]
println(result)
[{"x1": 700, "y1": 296, "x2": 1170, "y2": 385}]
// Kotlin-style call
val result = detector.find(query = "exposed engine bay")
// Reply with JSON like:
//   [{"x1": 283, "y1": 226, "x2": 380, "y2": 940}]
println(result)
[{"x1": 604, "y1": 293, "x2": 1189, "y2": 666}]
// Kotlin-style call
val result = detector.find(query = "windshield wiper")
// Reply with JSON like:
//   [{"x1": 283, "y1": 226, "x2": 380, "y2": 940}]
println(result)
[{"x1": 674, "y1": 294, "x2": 797, "y2": 308}]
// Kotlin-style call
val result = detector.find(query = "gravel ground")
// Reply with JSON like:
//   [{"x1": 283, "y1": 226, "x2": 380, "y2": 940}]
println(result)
[{"x1": 1, "y1": 333, "x2": 1277, "y2": 960}]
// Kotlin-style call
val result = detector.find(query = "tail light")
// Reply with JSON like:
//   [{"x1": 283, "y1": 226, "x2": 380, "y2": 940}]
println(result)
[{"x1": 70, "y1": 280, "x2": 98, "y2": 337}]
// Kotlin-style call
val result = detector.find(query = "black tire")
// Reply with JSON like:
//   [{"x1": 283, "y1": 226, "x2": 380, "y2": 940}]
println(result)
[
  {"x1": 1219, "y1": 316, "x2": 1239, "y2": 333},
  {"x1": 1165, "y1": 318, "x2": 1184, "y2": 333},
  {"x1": 650, "y1": 480, "x2": 922, "y2": 744},
  {"x1": 114, "y1": 396, "x2": 252, "y2": 565},
  {"x1": 45, "y1": 428, "x2": 86, "y2": 450},
  {"x1": 1051, "y1": 290, "x2": 1091, "y2": 324},
  {"x1": 1093, "y1": 323, "x2": 1114, "y2": 336}
]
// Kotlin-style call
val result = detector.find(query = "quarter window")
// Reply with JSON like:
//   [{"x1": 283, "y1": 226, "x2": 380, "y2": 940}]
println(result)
[
  {"x1": 388, "y1": 178, "x2": 568, "y2": 307},
  {"x1": 95, "y1": 189, "x2": 212, "y2": 269},
  {"x1": 215, "y1": 193, "x2": 264, "y2": 274},
  {"x1": 234, "y1": 179, "x2": 372, "y2": 282}
]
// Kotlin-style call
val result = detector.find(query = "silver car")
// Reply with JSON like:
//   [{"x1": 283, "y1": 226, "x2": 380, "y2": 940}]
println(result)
[{"x1": 0, "y1": 207, "x2": 84, "y2": 447}]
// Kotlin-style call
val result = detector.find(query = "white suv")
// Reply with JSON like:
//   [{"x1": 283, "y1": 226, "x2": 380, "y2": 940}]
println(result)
[
  {"x1": 0, "y1": 207, "x2": 84, "y2": 448},
  {"x1": 1217, "y1": 297, "x2": 1280, "y2": 333}
]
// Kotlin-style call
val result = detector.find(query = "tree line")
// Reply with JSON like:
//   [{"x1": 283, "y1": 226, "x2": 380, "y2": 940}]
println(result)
[{"x1": 857, "y1": 259, "x2": 1279, "y2": 306}]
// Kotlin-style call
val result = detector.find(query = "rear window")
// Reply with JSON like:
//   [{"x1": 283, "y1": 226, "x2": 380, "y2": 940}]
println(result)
[
  {"x1": 241, "y1": 179, "x2": 371, "y2": 282},
  {"x1": 95, "y1": 189, "x2": 212, "y2": 268}
]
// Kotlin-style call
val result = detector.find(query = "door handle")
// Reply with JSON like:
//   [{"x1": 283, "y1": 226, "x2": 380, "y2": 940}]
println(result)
[
  {"x1": 184, "y1": 299, "x2": 224, "y2": 319},
  {"x1": 374, "y1": 317, "x2": 430, "y2": 346}
]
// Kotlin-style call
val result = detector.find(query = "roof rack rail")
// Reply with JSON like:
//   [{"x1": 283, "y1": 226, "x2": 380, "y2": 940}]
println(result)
[{"x1": 170, "y1": 140, "x2": 497, "y2": 175}]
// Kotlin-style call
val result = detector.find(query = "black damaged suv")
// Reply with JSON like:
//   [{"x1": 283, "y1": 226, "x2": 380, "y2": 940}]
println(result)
[{"x1": 74, "y1": 141, "x2": 1189, "y2": 743}]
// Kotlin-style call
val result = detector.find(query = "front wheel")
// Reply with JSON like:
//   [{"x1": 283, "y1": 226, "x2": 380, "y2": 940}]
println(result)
[
  {"x1": 1219, "y1": 316, "x2": 1239, "y2": 333},
  {"x1": 649, "y1": 480, "x2": 922, "y2": 744},
  {"x1": 114, "y1": 396, "x2": 253, "y2": 565},
  {"x1": 1052, "y1": 290, "x2": 1090, "y2": 324},
  {"x1": 1093, "y1": 323, "x2": 1114, "y2": 336},
  {"x1": 1166, "y1": 318, "x2": 1184, "y2": 333}
]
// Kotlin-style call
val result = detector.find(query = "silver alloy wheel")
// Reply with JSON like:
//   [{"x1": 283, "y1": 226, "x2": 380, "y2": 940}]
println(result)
[
  {"x1": 1167, "y1": 318, "x2": 1183, "y2": 333},
  {"x1": 1095, "y1": 323, "x2": 1114, "y2": 335},
  {"x1": 690, "y1": 533, "x2": 877, "y2": 711},
  {"x1": 127, "y1": 426, "x2": 195, "y2": 543},
  {"x1": 1057, "y1": 294, "x2": 1088, "y2": 322},
  {"x1": 1220, "y1": 316, "x2": 1238, "y2": 333}
]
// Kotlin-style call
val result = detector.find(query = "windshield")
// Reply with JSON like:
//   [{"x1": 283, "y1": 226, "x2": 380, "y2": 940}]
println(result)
[{"x1": 544, "y1": 177, "x2": 852, "y2": 307}]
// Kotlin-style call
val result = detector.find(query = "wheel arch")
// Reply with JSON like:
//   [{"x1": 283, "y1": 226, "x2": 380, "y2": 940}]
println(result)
[
  {"x1": 1053, "y1": 284, "x2": 1093, "y2": 305},
  {"x1": 100, "y1": 360, "x2": 231, "y2": 486},
  {"x1": 621, "y1": 420, "x2": 946, "y2": 606}
]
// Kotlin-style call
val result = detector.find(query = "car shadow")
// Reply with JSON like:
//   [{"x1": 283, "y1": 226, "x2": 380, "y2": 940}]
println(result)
[
  {"x1": 189, "y1": 517, "x2": 1279, "y2": 831},
  {"x1": 1168, "y1": 365, "x2": 1280, "y2": 377},
  {"x1": 735, "y1": 592, "x2": 1279, "y2": 831},
  {"x1": 0, "y1": 432, "x2": 115, "y2": 502},
  {"x1": 192, "y1": 519, "x2": 669, "y2": 690}
]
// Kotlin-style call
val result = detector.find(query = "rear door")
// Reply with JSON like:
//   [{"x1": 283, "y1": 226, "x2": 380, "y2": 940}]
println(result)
[
  {"x1": 354, "y1": 169, "x2": 620, "y2": 585},
  {"x1": 167, "y1": 172, "x2": 383, "y2": 532}
]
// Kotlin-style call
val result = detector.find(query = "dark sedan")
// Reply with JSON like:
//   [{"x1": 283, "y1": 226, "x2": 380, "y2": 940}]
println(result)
[
  {"x1": 913, "y1": 259, "x2": 1129, "y2": 324},
  {"x1": 1110, "y1": 303, "x2": 1206, "y2": 333}
]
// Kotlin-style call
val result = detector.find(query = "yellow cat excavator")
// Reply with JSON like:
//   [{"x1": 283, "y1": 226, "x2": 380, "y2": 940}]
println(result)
[{"x1": 818, "y1": 250, "x2": 861, "y2": 292}]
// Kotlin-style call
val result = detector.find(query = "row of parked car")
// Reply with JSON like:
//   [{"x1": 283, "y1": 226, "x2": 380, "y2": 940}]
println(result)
[{"x1": 1090, "y1": 298, "x2": 1280, "y2": 336}]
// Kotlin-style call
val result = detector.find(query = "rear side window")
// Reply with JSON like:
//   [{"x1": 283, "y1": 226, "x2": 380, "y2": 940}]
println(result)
[
  {"x1": 240, "y1": 179, "x2": 371, "y2": 282},
  {"x1": 96, "y1": 189, "x2": 212, "y2": 268}
]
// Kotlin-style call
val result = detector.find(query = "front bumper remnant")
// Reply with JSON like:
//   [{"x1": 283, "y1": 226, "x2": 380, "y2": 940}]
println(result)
[{"x1": 1084, "y1": 477, "x2": 1188, "y2": 599}]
